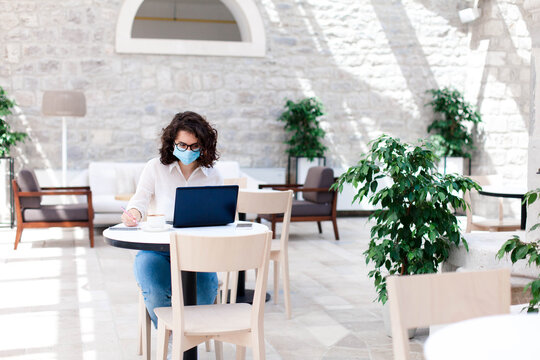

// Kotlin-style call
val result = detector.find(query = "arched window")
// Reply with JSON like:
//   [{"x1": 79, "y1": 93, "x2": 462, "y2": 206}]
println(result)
[{"x1": 116, "y1": 0, "x2": 266, "y2": 57}]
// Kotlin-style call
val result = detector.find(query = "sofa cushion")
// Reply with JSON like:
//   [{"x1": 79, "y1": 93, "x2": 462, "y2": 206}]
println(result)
[
  {"x1": 89, "y1": 162, "x2": 145, "y2": 196},
  {"x1": 22, "y1": 204, "x2": 89, "y2": 222},
  {"x1": 92, "y1": 195, "x2": 128, "y2": 213}
]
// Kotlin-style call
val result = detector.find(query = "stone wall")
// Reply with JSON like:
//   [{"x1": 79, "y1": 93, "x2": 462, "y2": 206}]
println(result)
[{"x1": 0, "y1": 0, "x2": 532, "y2": 204}]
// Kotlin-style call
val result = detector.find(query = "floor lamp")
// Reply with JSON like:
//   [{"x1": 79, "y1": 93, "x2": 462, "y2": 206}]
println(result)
[{"x1": 42, "y1": 91, "x2": 86, "y2": 187}]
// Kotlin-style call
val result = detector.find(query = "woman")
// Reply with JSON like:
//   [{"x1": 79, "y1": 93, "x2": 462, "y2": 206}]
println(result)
[{"x1": 122, "y1": 111, "x2": 222, "y2": 327}]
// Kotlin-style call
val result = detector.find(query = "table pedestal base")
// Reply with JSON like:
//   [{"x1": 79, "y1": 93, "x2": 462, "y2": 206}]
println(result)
[{"x1": 236, "y1": 289, "x2": 271, "y2": 304}]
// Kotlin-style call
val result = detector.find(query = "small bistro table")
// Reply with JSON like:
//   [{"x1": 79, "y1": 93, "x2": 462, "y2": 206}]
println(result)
[
  {"x1": 424, "y1": 314, "x2": 540, "y2": 360},
  {"x1": 103, "y1": 221, "x2": 269, "y2": 360}
]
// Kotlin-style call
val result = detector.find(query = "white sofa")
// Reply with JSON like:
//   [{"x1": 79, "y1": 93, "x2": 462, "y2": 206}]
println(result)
[{"x1": 87, "y1": 161, "x2": 260, "y2": 225}]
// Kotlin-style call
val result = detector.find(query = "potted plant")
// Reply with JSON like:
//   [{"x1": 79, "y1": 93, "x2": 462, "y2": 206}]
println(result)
[
  {"x1": 425, "y1": 87, "x2": 482, "y2": 175},
  {"x1": 0, "y1": 86, "x2": 27, "y2": 157},
  {"x1": 278, "y1": 97, "x2": 327, "y2": 184},
  {"x1": 332, "y1": 135, "x2": 479, "y2": 307},
  {"x1": 0, "y1": 85, "x2": 28, "y2": 226},
  {"x1": 497, "y1": 189, "x2": 540, "y2": 313}
]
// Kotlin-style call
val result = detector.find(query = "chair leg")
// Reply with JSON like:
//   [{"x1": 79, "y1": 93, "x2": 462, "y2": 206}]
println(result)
[
  {"x1": 156, "y1": 322, "x2": 169, "y2": 360},
  {"x1": 88, "y1": 224, "x2": 94, "y2": 247},
  {"x1": 281, "y1": 253, "x2": 292, "y2": 319},
  {"x1": 273, "y1": 260, "x2": 279, "y2": 304},
  {"x1": 14, "y1": 225, "x2": 23, "y2": 250},
  {"x1": 230, "y1": 271, "x2": 239, "y2": 304},
  {"x1": 317, "y1": 221, "x2": 322, "y2": 234},
  {"x1": 252, "y1": 328, "x2": 266, "y2": 360},
  {"x1": 332, "y1": 218, "x2": 340, "y2": 240},
  {"x1": 236, "y1": 345, "x2": 246, "y2": 360},
  {"x1": 138, "y1": 291, "x2": 151, "y2": 360},
  {"x1": 215, "y1": 340, "x2": 224, "y2": 360},
  {"x1": 271, "y1": 220, "x2": 276, "y2": 239}
]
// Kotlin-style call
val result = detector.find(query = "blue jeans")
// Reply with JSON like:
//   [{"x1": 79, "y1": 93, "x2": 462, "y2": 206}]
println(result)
[{"x1": 134, "y1": 250, "x2": 218, "y2": 327}]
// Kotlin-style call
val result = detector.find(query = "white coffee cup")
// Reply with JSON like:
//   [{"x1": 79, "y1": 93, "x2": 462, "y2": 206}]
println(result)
[{"x1": 147, "y1": 214, "x2": 166, "y2": 229}]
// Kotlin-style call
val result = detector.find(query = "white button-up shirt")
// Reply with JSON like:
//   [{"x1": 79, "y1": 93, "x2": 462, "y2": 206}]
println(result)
[{"x1": 127, "y1": 157, "x2": 223, "y2": 221}]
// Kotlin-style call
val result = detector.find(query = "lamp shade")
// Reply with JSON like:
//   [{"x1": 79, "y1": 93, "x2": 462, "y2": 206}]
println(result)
[{"x1": 42, "y1": 91, "x2": 86, "y2": 117}]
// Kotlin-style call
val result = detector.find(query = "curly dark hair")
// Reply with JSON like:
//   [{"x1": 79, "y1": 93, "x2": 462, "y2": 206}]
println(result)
[{"x1": 159, "y1": 111, "x2": 219, "y2": 167}]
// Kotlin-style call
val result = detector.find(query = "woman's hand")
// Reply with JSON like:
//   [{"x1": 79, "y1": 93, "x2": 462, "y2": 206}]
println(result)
[{"x1": 121, "y1": 208, "x2": 142, "y2": 227}]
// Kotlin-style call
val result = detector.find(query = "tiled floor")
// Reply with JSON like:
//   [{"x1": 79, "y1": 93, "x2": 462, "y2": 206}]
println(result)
[{"x1": 0, "y1": 218, "x2": 427, "y2": 360}]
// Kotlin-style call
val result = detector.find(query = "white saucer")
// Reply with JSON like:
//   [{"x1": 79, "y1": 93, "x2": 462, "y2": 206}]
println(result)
[{"x1": 141, "y1": 224, "x2": 172, "y2": 232}]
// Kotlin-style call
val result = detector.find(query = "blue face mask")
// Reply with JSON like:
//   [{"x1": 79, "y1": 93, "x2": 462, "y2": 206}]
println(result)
[{"x1": 173, "y1": 147, "x2": 201, "y2": 165}]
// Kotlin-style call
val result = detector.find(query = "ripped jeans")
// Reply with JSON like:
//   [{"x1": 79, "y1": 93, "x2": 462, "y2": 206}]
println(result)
[{"x1": 134, "y1": 250, "x2": 218, "y2": 327}]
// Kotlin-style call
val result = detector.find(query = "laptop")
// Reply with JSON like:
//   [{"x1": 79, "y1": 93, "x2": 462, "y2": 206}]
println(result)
[{"x1": 172, "y1": 185, "x2": 239, "y2": 228}]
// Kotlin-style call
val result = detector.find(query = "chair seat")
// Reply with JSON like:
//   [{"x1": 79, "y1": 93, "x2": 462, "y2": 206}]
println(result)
[
  {"x1": 472, "y1": 217, "x2": 521, "y2": 231},
  {"x1": 259, "y1": 200, "x2": 331, "y2": 219},
  {"x1": 271, "y1": 239, "x2": 281, "y2": 252},
  {"x1": 291, "y1": 199, "x2": 331, "y2": 216},
  {"x1": 154, "y1": 303, "x2": 252, "y2": 336},
  {"x1": 22, "y1": 204, "x2": 90, "y2": 222}
]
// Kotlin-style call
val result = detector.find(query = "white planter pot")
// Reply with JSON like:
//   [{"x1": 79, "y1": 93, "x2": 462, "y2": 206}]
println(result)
[{"x1": 437, "y1": 157, "x2": 470, "y2": 175}]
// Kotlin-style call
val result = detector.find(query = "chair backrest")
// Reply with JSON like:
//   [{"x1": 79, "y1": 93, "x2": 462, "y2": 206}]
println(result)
[
  {"x1": 468, "y1": 174, "x2": 502, "y2": 186},
  {"x1": 237, "y1": 189, "x2": 293, "y2": 245},
  {"x1": 16, "y1": 168, "x2": 42, "y2": 209},
  {"x1": 464, "y1": 175, "x2": 505, "y2": 232},
  {"x1": 387, "y1": 269, "x2": 511, "y2": 360},
  {"x1": 169, "y1": 231, "x2": 272, "y2": 330},
  {"x1": 303, "y1": 167, "x2": 334, "y2": 204},
  {"x1": 224, "y1": 177, "x2": 248, "y2": 189}
]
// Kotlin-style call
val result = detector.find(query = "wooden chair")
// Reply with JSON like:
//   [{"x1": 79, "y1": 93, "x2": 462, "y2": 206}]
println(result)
[
  {"x1": 224, "y1": 177, "x2": 248, "y2": 188},
  {"x1": 387, "y1": 269, "x2": 511, "y2": 360},
  {"x1": 12, "y1": 168, "x2": 94, "y2": 249},
  {"x1": 465, "y1": 175, "x2": 521, "y2": 232},
  {"x1": 258, "y1": 166, "x2": 339, "y2": 240},
  {"x1": 137, "y1": 177, "x2": 250, "y2": 360},
  {"x1": 154, "y1": 230, "x2": 272, "y2": 360},
  {"x1": 234, "y1": 189, "x2": 293, "y2": 319}
]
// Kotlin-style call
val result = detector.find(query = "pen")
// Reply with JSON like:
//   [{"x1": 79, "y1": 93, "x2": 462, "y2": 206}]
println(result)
[{"x1": 120, "y1": 206, "x2": 139, "y2": 225}]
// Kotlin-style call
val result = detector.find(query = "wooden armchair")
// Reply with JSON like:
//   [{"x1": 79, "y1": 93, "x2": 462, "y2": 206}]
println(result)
[
  {"x1": 12, "y1": 168, "x2": 94, "y2": 250},
  {"x1": 258, "y1": 166, "x2": 339, "y2": 240}
]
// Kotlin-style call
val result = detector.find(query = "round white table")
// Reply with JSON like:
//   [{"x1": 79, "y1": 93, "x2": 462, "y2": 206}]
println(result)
[
  {"x1": 103, "y1": 221, "x2": 269, "y2": 251},
  {"x1": 424, "y1": 314, "x2": 540, "y2": 360}
]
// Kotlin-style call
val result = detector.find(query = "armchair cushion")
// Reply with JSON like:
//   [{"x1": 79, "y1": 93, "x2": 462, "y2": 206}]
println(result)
[
  {"x1": 22, "y1": 204, "x2": 90, "y2": 222},
  {"x1": 291, "y1": 200, "x2": 332, "y2": 217},
  {"x1": 17, "y1": 169, "x2": 42, "y2": 209},
  {"x1": 303, "y1": 167, "x2": 334, "y2": 204}
]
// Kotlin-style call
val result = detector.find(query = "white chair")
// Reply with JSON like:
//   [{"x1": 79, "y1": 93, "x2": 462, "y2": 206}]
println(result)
[
  {"x1": 387, "y1": 269, "x2": 511, "y2": 360},
  {"x1": 155, "y1": 230, "x2": 272, "y2": 360},
  {"x1": 235, "y1": 189, "x2": 293, "y2": 319},
  {"x1": 137, "y1": 177, "x2": 249, "y2": 360},
  {"x1": 465, "y1": 175, "x2": 521, "y2": 232}
]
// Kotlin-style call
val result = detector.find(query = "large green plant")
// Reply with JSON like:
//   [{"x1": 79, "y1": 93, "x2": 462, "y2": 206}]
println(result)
[
  {"x1": 332, "y1": 135, "x2": 479, "y2": 304},
  {"x1": 278, "y1": 97, "x2": 327, "y2": 161},
  {"x1": 497, "y1": 189, "x2": 540, "y2": 313},
  {"x1": 426, "y1": 87, "x2": 482, "y2": 158},
  {"x1": 0, "y1": 86, "x2": 27, "y2": 157}
]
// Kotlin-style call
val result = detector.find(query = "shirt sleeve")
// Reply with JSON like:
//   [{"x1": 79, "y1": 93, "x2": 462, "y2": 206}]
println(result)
[{"x1": 126, "y1": 159, "x2": 155, "y2": 219}]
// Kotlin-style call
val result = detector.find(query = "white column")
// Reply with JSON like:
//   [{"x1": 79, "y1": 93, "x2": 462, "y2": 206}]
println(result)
[{"x1": 525, "y1": 0, "x2": 540, "y2": 238}]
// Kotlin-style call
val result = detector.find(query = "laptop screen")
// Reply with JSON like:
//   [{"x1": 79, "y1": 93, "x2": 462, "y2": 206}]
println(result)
[{"x1": 172, "y1": 185, "x2": 239, "y2": 228}]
